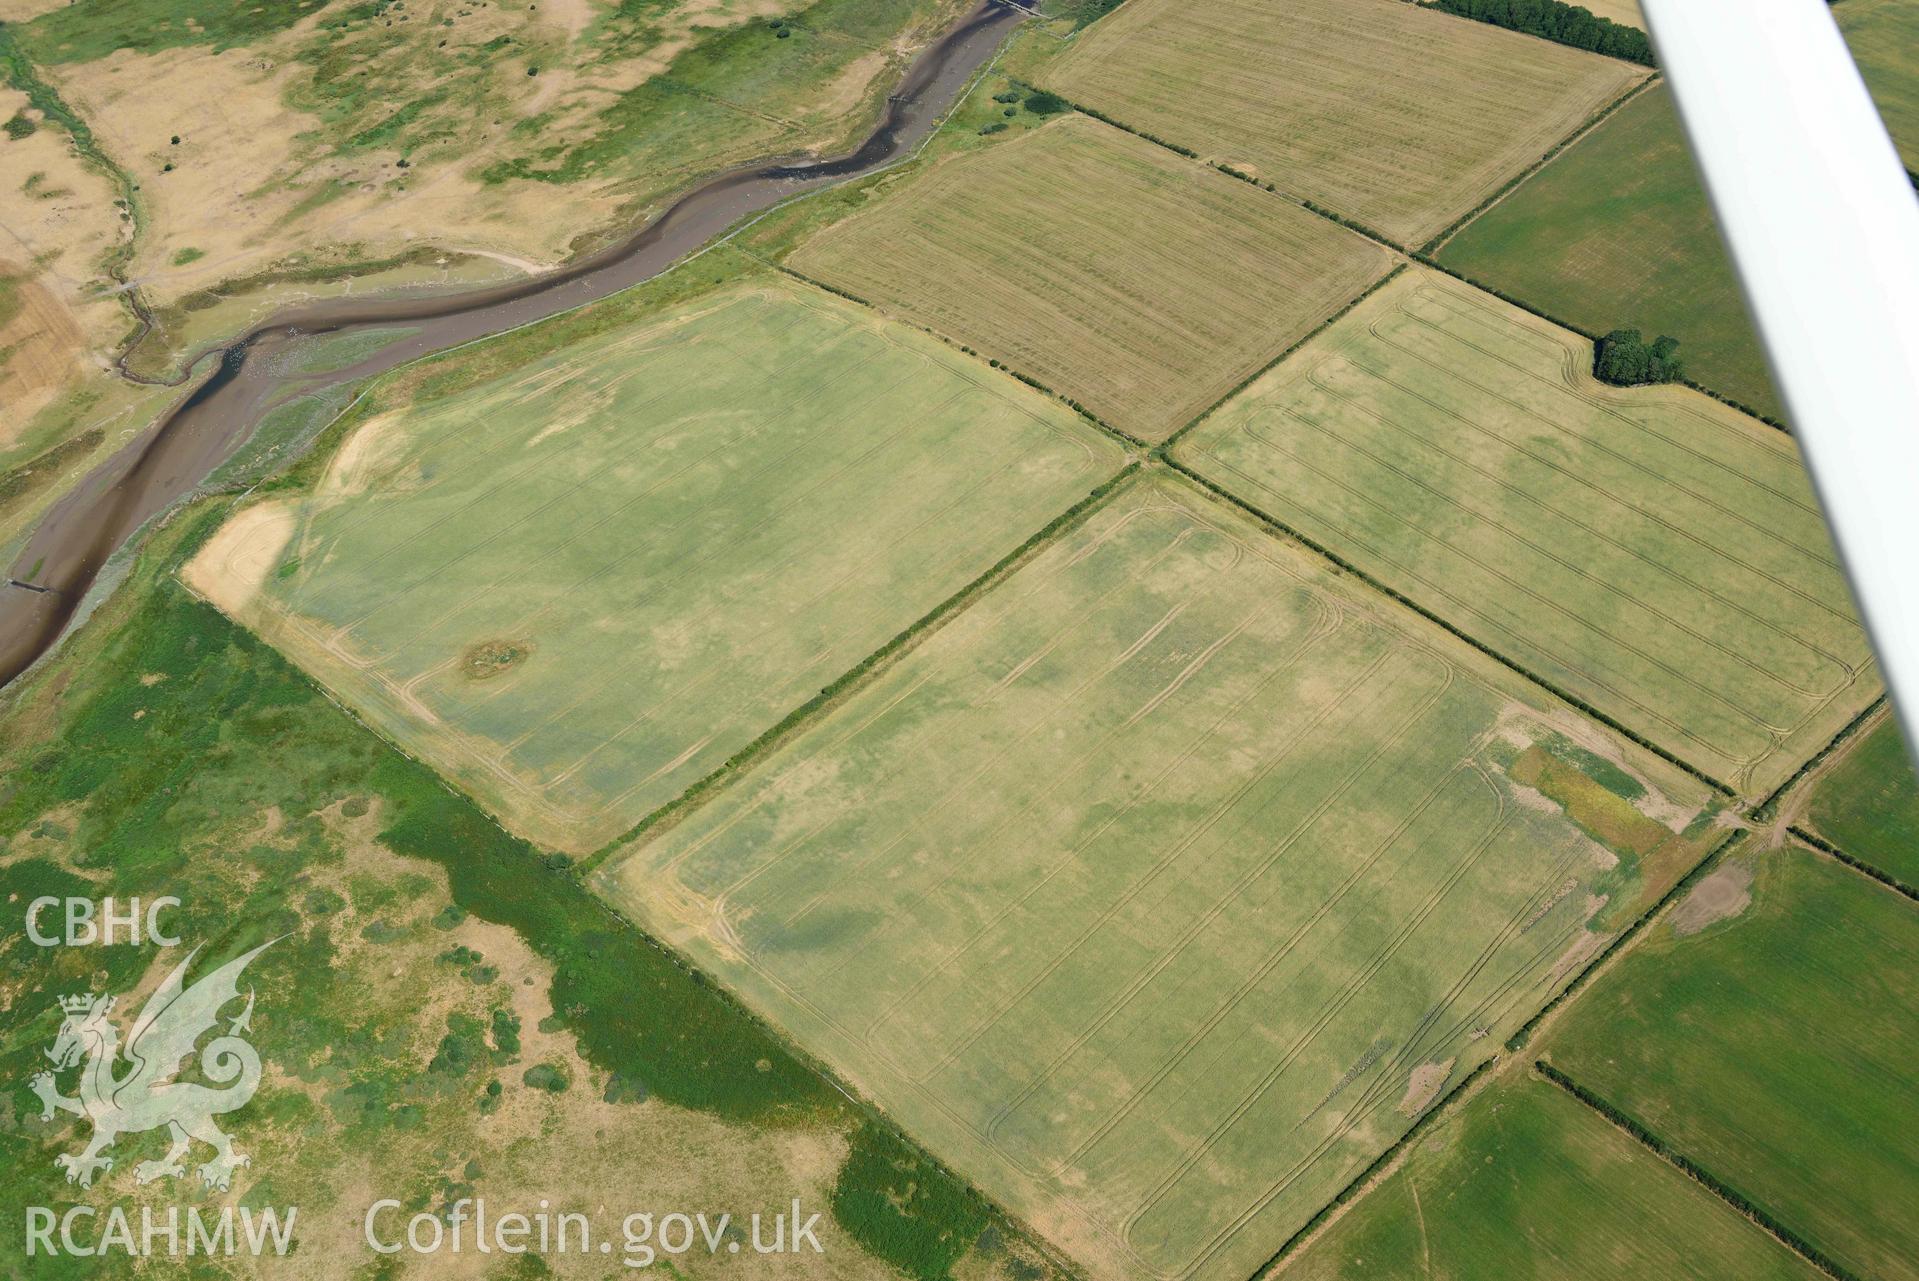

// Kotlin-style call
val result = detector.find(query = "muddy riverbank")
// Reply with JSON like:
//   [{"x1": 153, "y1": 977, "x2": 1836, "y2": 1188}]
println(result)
[{"x1": 0, "y1": 0, "x2": 1026, "y2": 689}]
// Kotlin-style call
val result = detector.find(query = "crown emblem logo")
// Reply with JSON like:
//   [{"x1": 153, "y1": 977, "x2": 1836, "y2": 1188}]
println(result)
[{"x1": 33, "y1": 941, "x2": 276, "y2": 1189}]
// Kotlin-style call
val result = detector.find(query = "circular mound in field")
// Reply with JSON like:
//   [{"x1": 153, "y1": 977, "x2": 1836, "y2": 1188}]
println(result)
[{"x1": 461, "y1": 639, "x2": 533, "y2": 682}]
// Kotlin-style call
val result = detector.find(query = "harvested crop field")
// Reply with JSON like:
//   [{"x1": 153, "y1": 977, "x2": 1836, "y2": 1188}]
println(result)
[
  {"x1": 1839, "y1": 0, "x2": 1919, "y2": 170},
  {"x1": 1579, "y1": 0, "x2": 1644, "y2": 26},
  {"x1": 1286, "y1": 1075, "x2": 1819, "y2": 1281},
  {"x1": 788, "y1": 115, "x2": 1394, "y2": 441},
  {"x1": 1039, "y1": 0, "x2": 1644, "y2": 247},
  {"x1": 1545, "y1": 846, "x2": 1919, "y2": 1281},
  {"x1": 1806, "y1": 711, "x2": 1919, "y2": 886},
  {"x1": 184, "y1": 276, "x2": 1124, "y2": 853},
  {"x1": 599, "y1": 473, "x2": 1721, "y2": 1281},
  {"x1": 1178, "y1": 268, "x2": 1877, "y2": 796},
  {"x1": 1437, "y1": 84, "x2": 1782, "y2": 420}
]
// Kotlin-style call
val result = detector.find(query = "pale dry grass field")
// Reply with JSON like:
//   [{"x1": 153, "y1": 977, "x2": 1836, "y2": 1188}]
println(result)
[
  {"x1": 0, "y1": 85, "x2": 127, "y2": 439},
  {"x1": 186, "y1": 275, "x2": 1123, "y2": 852},
  {"x1": 1579, "y1": 0, "x2": 1644, "y2": 28},
  {"x1": 790, "y1": 115, "x2": 1394, "y2": 441},
  {"x1": 0, "y1": 83, "x2": 184, "y2": 552},
  {"x1": 600, "y1": 472, "x2": 1720, "y2": 1281},
  {"x1": 1042, "y1": 0, "x2": 1645, "y2": 247},
  {"x1": 1180, "y1": 268, "x2": 1879, "y2": 795}
]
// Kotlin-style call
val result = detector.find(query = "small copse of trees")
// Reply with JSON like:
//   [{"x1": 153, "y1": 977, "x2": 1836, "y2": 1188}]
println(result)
[
  {"x1": 1594, "y1": 328, "x2": 1683, "y2": 386},
  {"x1": 1420, "y1": 0, "x2": 1655, "y2": 67}
]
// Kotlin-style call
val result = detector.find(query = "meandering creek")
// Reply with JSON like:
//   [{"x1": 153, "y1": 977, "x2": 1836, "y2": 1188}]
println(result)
[{"x1": 0, "y1": 0, "x2": 1028, "y2": 688}]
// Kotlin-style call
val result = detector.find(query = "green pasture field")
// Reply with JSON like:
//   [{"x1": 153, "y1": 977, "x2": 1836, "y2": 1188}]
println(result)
[
  {"x1": 1178, "y1": 268, "x2": 1877, "y2": 796},
  {"x1": 1839, "y1": 0, "x2": 1919, "y2": 172},
  {"x1": 1039, "y1": 0, "x2": 1644, "y2": 247},
  {"x1": 789, "y1": 114, "x2": 1393, "y2": 442},
  {"x1": 1286, "y1": 1075, "x2": 1819, "y2": 1281},
  {"x1": 1437, "y1": 84, "x2": 1783, "y2": 420},
  {"x1": 185, "y1": 272, "x2": 1124, "y2": 853},
  {"x1": 1806, "y1": 711, "x2": 1919, "y2": 886},
  {"x1": 1545, "y1": 845, "x2": 1919, "y2": 1281},
  {"x1": 599, "y1": 473, "x2": 1723, "y2": 1281}
]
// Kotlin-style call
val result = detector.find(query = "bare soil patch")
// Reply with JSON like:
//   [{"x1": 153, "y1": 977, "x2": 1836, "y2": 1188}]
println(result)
[
  {"x1": 1669, "y1": 860, "x2": 1755, "y2": 936},
  {"x1": 460, "y1": 638, "x2": 533, "y2": 682}
]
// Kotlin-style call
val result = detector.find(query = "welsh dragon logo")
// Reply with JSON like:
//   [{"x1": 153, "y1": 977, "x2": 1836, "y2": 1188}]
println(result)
[{"x1": 30, "y1": 939, "x2": 276, "y2": 1191}]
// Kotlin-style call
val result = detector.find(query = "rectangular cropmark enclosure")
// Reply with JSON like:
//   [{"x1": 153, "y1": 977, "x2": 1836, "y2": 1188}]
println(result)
[{"x1": 600, "y1": 474, "x2": 1723, "y2": 1281}]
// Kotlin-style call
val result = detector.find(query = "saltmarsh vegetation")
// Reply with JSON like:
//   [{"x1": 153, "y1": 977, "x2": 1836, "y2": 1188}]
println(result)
[
  {"x1": 480, "y1": 0, "x2": 950, "y2": 191},
  {"x1": 7, "y1": 0, "x2": 334, "y2": 63},
  {"x1": 0, "y1": 430, "x2": 106, "y2": 525},
  {"x1": 0, "y1": 503, "x2": 1057, "y2": 1281},
  {"x1": 5, "y1": 0, "x2": 973, "y2": 371}
]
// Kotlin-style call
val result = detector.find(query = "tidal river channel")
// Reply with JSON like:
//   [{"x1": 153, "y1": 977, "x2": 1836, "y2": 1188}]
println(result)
[{"x1": 0, "y1": 0, "x2": 1028, "y2": 687}]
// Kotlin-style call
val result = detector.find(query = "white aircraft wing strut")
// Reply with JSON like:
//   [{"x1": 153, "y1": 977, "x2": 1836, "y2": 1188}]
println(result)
[{"x1": 1643, "y1": 0, "x2": 1919, "y2": 772}]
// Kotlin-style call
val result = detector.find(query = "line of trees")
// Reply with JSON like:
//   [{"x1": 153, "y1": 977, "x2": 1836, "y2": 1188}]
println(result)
[
  {"x1": 1419, "y1": 0, "x2": 1655, "y2": 67},
  {"x1": 1595, "y1": 327, "x2": 1684, "y2": 385}
]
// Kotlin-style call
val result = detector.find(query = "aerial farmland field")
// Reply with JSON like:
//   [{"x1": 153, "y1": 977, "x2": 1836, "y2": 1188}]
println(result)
[
  {"x1": 1178, "y1": 268, "x2": 1877, "y2": 796},
  {"x1": 184, "y1": 272, "x2": 1125, "y2": 853},
  {"x1": 1437, "y1": 84, "x2": 1783, "y2": 420},
  {"x1": 1544, "y1": 846, "x2": 1919, "y2": 1281},
  {"x1": 1039, "y1": 0, "x2": 1644, "y2": 247},
  {"x1": 1284, "y1": 1075, "x2": 1819, "y2": 1281},
  {"x1": 599, "y1": 473, "x2": 1722, "y2": 1281},
  {"x1": 7, "y1": 0, "x2": 1917, "y2": 1272},
  {"x1": 1837, "y1": 0, "x2": 1919, "y2": 170},
  {"x1": 1575, "y1": 0, "x2": 1645, "y2": 26},
  {"x1": 788, "y1": 115, "x2": 1393, "y2": 441},
  {"x1": 1806, "y1": 711, "x2": 1919, "y2": 886}
]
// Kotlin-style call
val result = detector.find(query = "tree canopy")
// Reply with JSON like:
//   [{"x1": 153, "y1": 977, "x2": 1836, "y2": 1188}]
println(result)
[
  {"x1": 1420, "y1": 0, "x2": 1655, "y2": 68},
  {"x1": 1595, "y1": 328, "x2": 1685, "y2": 385}
]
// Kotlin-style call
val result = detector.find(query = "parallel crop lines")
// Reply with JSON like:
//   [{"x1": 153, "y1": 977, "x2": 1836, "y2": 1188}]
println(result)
[
  {"x1": 1181, "y1": 269, "x2": 1877, "y2": 795},
  {"x1": 212, "y1": 280, "x2": 1125, "y2": 851},
  {"x1": 606, "y1": 475, "x2": 1720, "y2": 1281},
  {"x1": 790, "y1": 115, "x2": 1393, "y2": 442},
  {"x1": 1042, "y1": 0, "x2": 1645, "y2": 246}
]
